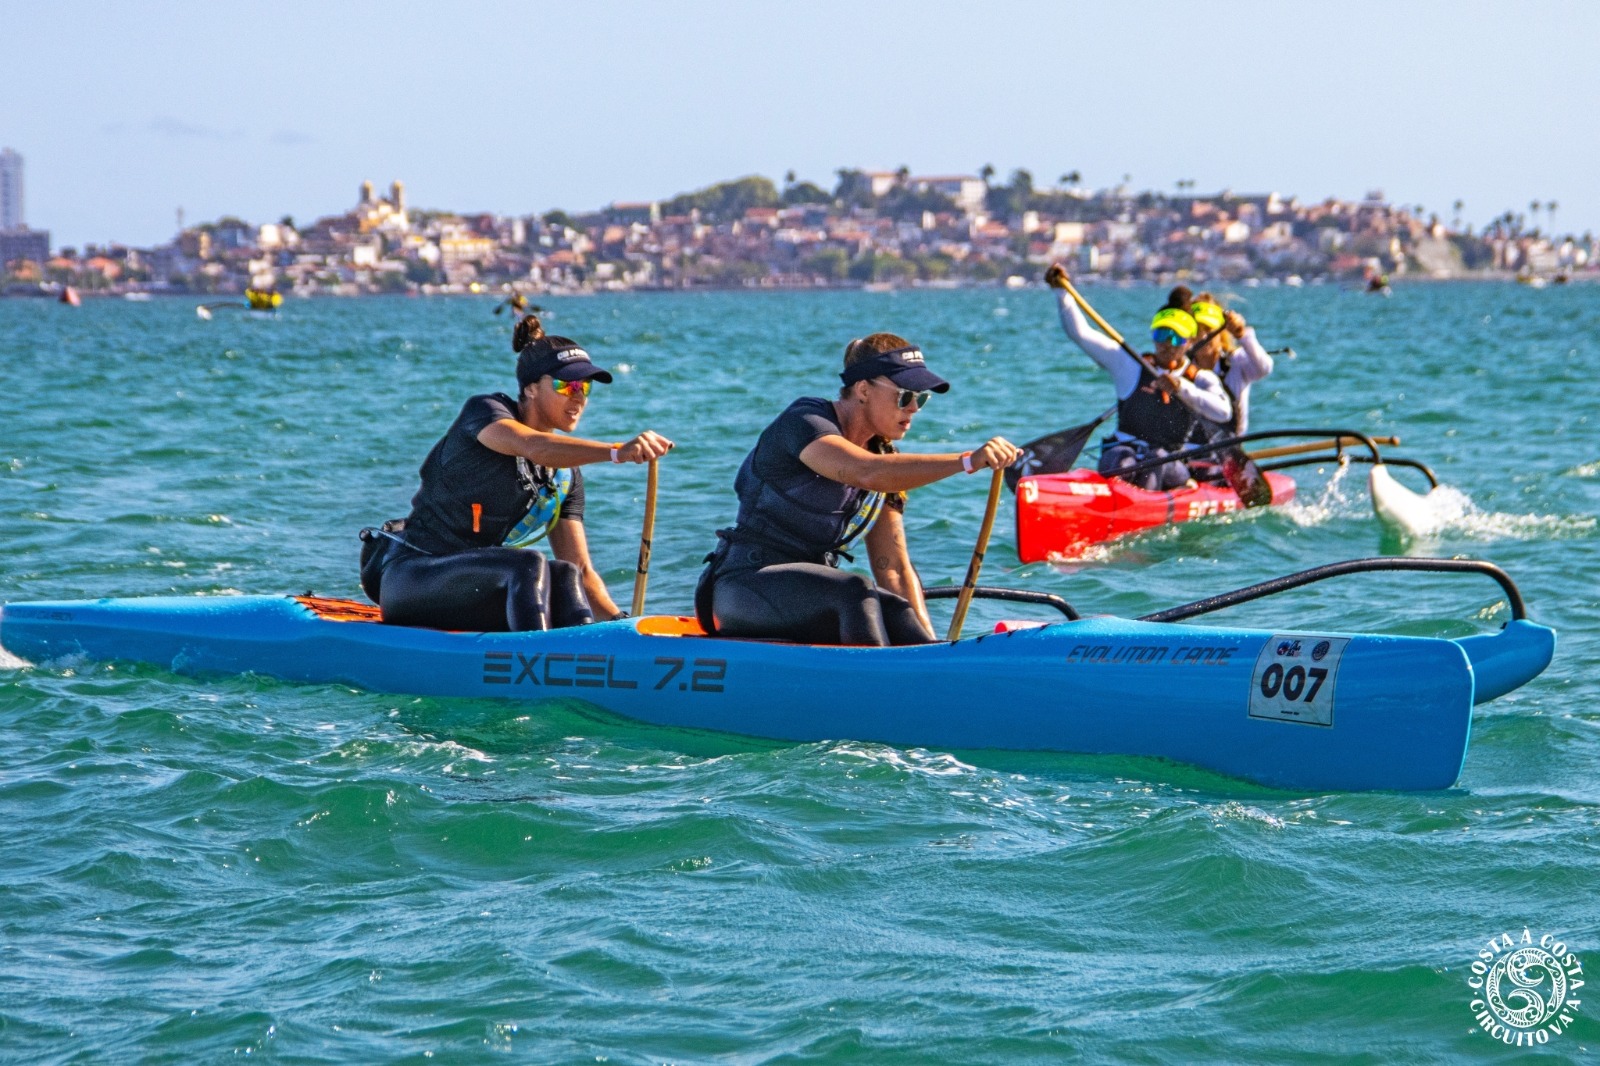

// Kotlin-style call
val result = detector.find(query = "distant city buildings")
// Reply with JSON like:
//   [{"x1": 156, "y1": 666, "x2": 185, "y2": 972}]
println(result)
[
  {"x1": 1, "y1": 165, "x2": 1592, "y2": 297},
  {"x1": 0, "y1": 148, "x2": 23, "y2": 230},
  {"x1": 0, "y1": 148, "x2": 52, "y2": 271}
]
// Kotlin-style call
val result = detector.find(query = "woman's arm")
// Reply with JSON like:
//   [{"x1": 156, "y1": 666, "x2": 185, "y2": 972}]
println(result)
[
  {"x1": 798, "y1": 435, "x2": 1020, "y2": 494},
  {"x1": 1055, "y1": 291, "x2": 1143, "y2": 399},
  {"x1": 1233, "y1": 327, "x2": 1275, "y2": 384},
  {"x1": 1168, "y1": 370, "x2": 1234, "y2": 424},
  {"x1": 477, "y1": 422, "x2": 673, "y2": 467},
  {"x1": 865, "y1": 507, "x2": 932, "y2": 634},
  {"x1": 547, "y1": 519, "x2": 624, "y2": 620}
]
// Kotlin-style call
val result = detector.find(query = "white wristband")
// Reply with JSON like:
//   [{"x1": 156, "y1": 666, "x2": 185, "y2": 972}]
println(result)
[
  {"x1": 961, "y1": 451, "x2": 975, "y2": 474},
  {"x1": 609, "y1": 445, "x2": 622, "y2": 463}
]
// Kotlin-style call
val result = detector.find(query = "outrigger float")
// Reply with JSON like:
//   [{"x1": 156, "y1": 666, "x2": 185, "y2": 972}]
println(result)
[
  {"x1": 0, "y1": 558, "x2": 1553, "y2": 792},
  {"x1": 1015, "y1": 429, "x2": 1445, "y2": 562}
]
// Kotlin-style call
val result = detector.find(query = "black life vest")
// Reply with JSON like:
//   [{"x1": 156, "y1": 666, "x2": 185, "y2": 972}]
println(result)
[
  {"x1": 402, "y1": 394, "x2": 579, "y2": 555},
  {"x1": 1117, "y1": 361, "x2": 1198, "y2": 450},
  {"x1": 723, "y1": 398, "x2": 885, "y2": 562}
]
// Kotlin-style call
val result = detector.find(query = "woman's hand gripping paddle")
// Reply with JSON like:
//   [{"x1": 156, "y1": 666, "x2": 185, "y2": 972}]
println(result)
[
  {"x1": 630, "y1": 459, "x2": 659, "y2": 617},
  {"x1": 947, "y1": 467, "x2": 1006, "y2": 641}
]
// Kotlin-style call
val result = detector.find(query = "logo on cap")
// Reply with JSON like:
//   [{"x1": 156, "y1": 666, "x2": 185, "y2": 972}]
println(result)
[
  {"x1": 899, "y1": 349, "x2": 925, "y2": 364},
  {"x1": 557, "y1": 348, "x2": 590, "y2": 363}
]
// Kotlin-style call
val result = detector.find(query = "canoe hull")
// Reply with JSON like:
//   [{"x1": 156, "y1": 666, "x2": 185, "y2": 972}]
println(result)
[
  {"x1": 1, "y1": 595, "x2": 1554, "y2": 792},
  {"x1": 1015, "y1": 469, "x2": 1298, "y2": 562}
]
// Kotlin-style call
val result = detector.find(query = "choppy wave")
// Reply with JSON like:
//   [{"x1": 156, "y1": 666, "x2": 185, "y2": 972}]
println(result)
[{"x1": 3, "y1": 289, "x2": 1598, "y2": 1063}]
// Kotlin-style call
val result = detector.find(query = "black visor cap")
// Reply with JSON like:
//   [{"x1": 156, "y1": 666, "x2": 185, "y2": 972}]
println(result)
[
  {"x1": 839, "y1": 346, "x2": 950, "y2": 393},
  {"x1": 517, "y1": 338, "x2": 615, "y2": 389}
]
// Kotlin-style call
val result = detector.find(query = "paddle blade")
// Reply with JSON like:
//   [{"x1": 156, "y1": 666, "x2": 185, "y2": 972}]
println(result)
[
  {"x1": 195, "y1": 306, "x2": 212, "y2": 321},
  {"x1": 1217, "y1": 444, "x2": 1274, "y2": 507},
  {"x1": 1005, "y1": 408, "x2": 1115, "y2": 491}
]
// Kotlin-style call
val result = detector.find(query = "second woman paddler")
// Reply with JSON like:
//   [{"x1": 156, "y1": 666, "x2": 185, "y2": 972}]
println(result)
[
  {"x1": 695, "y1": 334, "x2": 1021, "y2": 646},
  {"x1": 363, "y1": 313, "x2": 673, "y2": 632},
  {"x1": 1044, "y1": 264, "x2": 1232, "y2": 490},
  {"x1": 1185, "y1": 295, "x2": 1274, "y2": 436}
]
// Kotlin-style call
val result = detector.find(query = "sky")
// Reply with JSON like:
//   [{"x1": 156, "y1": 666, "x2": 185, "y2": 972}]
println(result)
[{"x1": 3, "y1": 0, "x2": 1596, "y2": 249}]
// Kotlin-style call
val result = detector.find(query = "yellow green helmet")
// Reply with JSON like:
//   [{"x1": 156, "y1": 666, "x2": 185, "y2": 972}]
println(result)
[
  {"x1": 1190, "y1": 301, "x2": 1226, "y2": 331},
  {"x1": 1149, "y1": 307, "x2": 1198, "y2": 340}
]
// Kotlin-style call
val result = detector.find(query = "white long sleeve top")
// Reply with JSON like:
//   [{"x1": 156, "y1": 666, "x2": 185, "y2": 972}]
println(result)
[
  {"x1": 1220, "y1": 327, "x2": 1274, "y2": 434},
  {"x1": 1053, "y1": 292, "x2": 1233, "y2": 438}
]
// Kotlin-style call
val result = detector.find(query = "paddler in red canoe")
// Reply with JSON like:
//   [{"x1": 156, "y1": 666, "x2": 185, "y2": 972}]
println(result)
[
  {"x1": 1044, "y1": 264, "x2": 1232, "y2": 490},
  {"x1": 1183, "y1": 294, "x2": 1275, "y2": 436}
]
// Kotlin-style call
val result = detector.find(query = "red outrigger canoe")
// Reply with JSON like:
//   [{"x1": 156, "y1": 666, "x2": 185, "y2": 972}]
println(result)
[{"x1": 1015, "y1": 469, "x2": 1297, "y2": 562}]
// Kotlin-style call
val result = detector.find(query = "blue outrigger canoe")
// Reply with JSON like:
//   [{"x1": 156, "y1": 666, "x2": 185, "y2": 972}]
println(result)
[{"x1": 0, "y1": 559, "x2": 1554, "y2": 792}]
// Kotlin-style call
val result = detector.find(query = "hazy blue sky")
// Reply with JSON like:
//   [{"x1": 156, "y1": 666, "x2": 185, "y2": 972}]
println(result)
[{"x1": 4, "y1": 0, "x2": 1595, "y2": 248}]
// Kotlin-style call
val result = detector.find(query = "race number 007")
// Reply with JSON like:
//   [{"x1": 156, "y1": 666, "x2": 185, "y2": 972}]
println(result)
[
  {"x1": 1248, "y1": 635, "x2": 1349, "y2": 726},
  {"x1": 1258, "y1": 662, "x2": 1328, "y2": 703}
]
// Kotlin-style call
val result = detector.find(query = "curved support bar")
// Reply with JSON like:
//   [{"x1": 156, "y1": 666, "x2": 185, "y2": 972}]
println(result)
[
  {"x1": 1259, "y1": 453, "x2": 1440, "y2": 489},
  {"x1": 1138, "y1": 557, "x2": 1527, "y2": 624},
  {"x1": 923, "y1": 585, "x2": 1081, "y2": 621},
  {"x1": 1103, "y1": 428, "x2": 1387, "y2": 485}
]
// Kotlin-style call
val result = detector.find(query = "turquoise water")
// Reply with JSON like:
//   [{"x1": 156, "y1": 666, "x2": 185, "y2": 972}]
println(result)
[{"x1": 1, "y1": 286, "x2": 1596, "y2": 1062}]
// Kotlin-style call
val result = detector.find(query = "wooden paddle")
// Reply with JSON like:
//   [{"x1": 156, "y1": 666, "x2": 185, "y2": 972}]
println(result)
[
  {"x1": 947, "y1": 467, "x2": 1006, "y2": 641},
  {"x1": 1245, "y1": 436, "x2": 1400, "y2": 461},
  {"x1": 630, "y1": 459, "x2": 659, "y2": 617}
]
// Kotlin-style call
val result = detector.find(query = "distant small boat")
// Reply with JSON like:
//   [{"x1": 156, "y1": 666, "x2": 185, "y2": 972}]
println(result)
[
  {"x1": 123, "y1": 292, "x2": 152, "y2": 302},
  {"x1": 245, "y1": 288, "x2": 283, "y2": 312},
  {"x1": 58, "y1": 286, "x2": 80, "y2": 307}
]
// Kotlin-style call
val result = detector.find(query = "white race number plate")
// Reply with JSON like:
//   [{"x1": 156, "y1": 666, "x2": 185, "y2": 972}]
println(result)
[{"x1": 1248, "y1": 634, "x2": 1350, "y2": 726}]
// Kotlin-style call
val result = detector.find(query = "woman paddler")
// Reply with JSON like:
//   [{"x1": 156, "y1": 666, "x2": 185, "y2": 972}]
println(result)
[
  {"x1": 364, "y1": 314, "x2": 673, "y2": 631},
  {"x1": 1044, "y1": 264, "x2": 1232, "y2": 490},
  {"x1": 694, "y1": 334, "x2": 1021, "y2": 646},
  {"x1": 1186, "y1": 296, "x2": 1275, "y2": 436}
]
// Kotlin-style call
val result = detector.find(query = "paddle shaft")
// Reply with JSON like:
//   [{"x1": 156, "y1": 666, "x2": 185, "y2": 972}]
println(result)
[
  {"x1": 947, "y1": 467, "x2": 1006, "y2": 641},
  {"x1": 630, "y1": 459, "x2": 659, "y2": 617},
  {"x1": 1245, "y1": 436, "x2": 1400, "y2": 461},
  {"x1": 1056, "y1": 277, "x2": 1139, "y2": 359}
]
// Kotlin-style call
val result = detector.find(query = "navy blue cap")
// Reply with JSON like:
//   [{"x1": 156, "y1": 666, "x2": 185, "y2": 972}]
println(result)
[
  {"x1": 839, "y1": 345, "x2": 951, "y2": 392},
  {"x1": 516, "y1": 336, "x2": 614, "y2": 390}
]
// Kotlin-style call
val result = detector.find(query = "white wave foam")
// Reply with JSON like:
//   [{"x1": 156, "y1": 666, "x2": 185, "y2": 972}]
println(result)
[
  {"x1": 826, "y1": 741, "x2": 976, "y2": 777},
  {"x1": 1281, "y1": 461, "x2": 1362, "y2": 527},
  {"x1": 1211, "y1": 800, "x2": 1287, "y2": 829},
  {"x1": 1564, "y1": 459, "x2": 1600, "y2": 477},
  {"x1": 0, "y1": 646, "x2": 32, "y2": 670},
  {"x1": 1381, "y1": 483, "x2": 1595, "y2": 541}
]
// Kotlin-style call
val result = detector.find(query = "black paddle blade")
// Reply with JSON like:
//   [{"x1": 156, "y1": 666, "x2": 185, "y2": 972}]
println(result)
[
  {"x1": 1005, "y1": 410, "x2": 1114, "y2": 491},
  {"x1": 1218, "y1": 445, "x2": 1274, "y2": 507}
]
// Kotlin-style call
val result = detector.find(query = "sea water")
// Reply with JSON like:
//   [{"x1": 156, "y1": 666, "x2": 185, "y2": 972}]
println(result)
[{"x1": 1, "y1": 285, "x2": 1596, "y2": 1062}]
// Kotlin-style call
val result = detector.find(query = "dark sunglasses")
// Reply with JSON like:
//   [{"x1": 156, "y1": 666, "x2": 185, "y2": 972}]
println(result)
[{"x1": 874, "y1": 379, "x2": 931, "y2": 409}]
